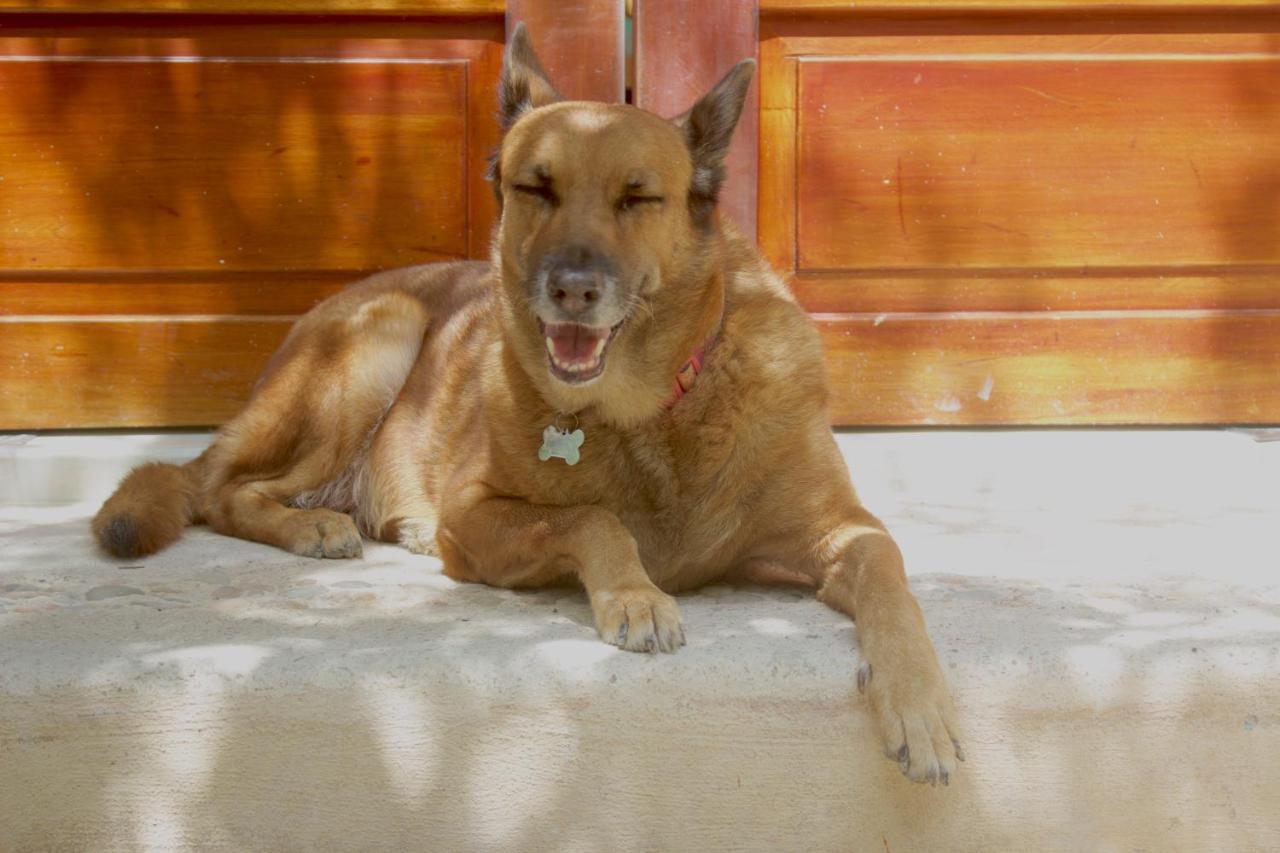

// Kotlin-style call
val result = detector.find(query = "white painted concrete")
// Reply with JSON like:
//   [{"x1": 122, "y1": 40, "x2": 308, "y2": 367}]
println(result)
[
  {"x1": 0, "y1": 431, "x2": 210, "y2": 506},
  {"x1": 1, "y1": 431, "x2": 1278, "y2": 851}
]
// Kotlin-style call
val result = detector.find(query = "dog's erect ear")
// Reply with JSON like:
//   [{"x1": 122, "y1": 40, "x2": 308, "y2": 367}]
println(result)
[
  {"x1": 673, "y1": 59, "x2": 756, "y2": 225},
  {"x1": 499, "y1": 23, "x2": 562, "y2": 131}
]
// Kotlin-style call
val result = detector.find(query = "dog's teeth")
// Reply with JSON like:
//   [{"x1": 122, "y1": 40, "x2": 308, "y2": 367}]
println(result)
[{"x1": 545, "y1": 328, "x2": 608, "y2": 377}]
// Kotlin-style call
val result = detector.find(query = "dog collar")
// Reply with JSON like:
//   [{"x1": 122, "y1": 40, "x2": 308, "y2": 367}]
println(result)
[
  {"x1": 541, "y1": 312, "x2": 722, "y2": 465},
  {"x1": 665, "y1": 333, "x2": 716, "y2": 409}
]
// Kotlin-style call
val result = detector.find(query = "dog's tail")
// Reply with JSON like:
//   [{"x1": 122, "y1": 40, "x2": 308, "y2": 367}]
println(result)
[{"x1": 92, "y1": 458, "x2": 204, "y2": 558}]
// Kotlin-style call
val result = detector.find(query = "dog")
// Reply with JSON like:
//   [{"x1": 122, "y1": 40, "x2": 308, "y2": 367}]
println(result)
[{"x1": 93, "y1": 25, "x2": 962, "y2": 785}]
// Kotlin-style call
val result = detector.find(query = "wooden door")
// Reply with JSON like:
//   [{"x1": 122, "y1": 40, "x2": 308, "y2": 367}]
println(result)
[
  {"x1": 7, "y1": 2, "x2": 1276, "y2": 429},
  {"x1": 0, "y1": 1, "x2": 623, "y2": 429},
  {"x1": 638, "y1": 0, "x2": 1280, "y2": 425}
]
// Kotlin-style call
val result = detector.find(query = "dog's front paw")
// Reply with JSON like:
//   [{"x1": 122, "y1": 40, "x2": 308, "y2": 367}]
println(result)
[
  {"x1": 858, "y1": 649, "x2": 963, "y2": 785},
  {"x1": 591, "y1": 585, "x2": 685, "y2": 653}
]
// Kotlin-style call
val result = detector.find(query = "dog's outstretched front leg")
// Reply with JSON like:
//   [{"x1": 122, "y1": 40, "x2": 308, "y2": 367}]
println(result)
[
  {"x1": 437, "y1": 498, "x2": 685, "y2": 653},
  {"x1": 817, "y1": 510, "x2": 963, "y2": 785}
]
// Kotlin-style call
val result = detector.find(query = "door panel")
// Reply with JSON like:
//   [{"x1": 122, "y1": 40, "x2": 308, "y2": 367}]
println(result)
[
  {"x1": 0, "y1": 319, "x2": 289, "y2": 428},
  {"x1": 6, "y1": 2, "x2": 1276, "y2": 428},
  {"x1": 0, "y1": 1, "x2": 503, "y2": 11},
  {"x1": 756, "y1": 11, "x2": 1280, "y2": 424},
  {"x1": 634, "y1": 0, "x2": 759, "y2": 235},
  {"x1": 797, "y1": 56, "x2": 1280, "y2": 270},
  {"x1": 0, "y1": 15, "x2": 503, "y2": 429},
  {"x1": 818, "y1": 312, "x2": 1280, "y2": 425},
  {"x1": 0, "y1": 59, "x2": 469, "y2": 272},
  {"x1": 0, "y1": 5, "x2": 625, "y2": 429}
]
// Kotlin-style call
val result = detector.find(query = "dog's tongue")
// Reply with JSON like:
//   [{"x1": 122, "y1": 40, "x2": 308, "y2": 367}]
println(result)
[{"x1": 544, "y1": 323, "x2": 608, "y2": 364}]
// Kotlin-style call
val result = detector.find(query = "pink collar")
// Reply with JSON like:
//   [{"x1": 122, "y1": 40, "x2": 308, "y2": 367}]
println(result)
[{"x1": 664, "y1": 333, "x2": 716, "y2": 409}]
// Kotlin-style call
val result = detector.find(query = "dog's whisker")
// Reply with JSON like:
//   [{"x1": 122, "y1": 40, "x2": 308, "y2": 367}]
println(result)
[{"x1": 624, "y1": 292, "x2": 655, "y2": 322}]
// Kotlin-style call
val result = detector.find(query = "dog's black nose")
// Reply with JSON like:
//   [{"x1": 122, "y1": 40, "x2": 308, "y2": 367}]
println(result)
[
  {"x1": 547, "y1": 268, "x2": 602, "y2": 316},
  {"x1": 543, "y1": 245, "x2": 615, "y2": 318}
]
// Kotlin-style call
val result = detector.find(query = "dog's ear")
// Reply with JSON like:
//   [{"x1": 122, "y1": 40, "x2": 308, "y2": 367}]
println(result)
[
  {"x1": 499, "y1": 23, "x2": 562, "y2": 131},
  {"x1": 673, "y1": 59, "x2": 756, "y2": 226}
]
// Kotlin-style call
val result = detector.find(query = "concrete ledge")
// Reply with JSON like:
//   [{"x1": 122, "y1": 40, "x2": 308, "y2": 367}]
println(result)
[
  {"x1": 2, "y1": 432, "x2": 1279, "y2": 850},
  {"x1": 0, "y1": 431, "x2": 211, "y2": 506}
]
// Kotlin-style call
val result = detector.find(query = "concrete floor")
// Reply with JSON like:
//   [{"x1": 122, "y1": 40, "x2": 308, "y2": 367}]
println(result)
[{"x1": 1, "y1": 430, "x2": 1278, "y2": 851}]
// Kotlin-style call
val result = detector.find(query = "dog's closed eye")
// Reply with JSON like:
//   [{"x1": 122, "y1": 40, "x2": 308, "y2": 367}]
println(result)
[
  {"x1": 617, "y1": 195, "x2": 664, "y2": 213},
  {"x1": 514, "y1": 184, "x2": 559, "y2": 206}
]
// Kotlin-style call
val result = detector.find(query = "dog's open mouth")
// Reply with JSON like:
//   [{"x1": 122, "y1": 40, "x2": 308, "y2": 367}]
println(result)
[{"x1": 539, "y1": 320, "x2": 623, "y2": 384}]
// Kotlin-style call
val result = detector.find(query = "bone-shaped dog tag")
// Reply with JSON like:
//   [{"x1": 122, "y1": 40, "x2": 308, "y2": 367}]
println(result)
[{"x1": 538, "y1": 425, "x2": 584, "y2": 466}]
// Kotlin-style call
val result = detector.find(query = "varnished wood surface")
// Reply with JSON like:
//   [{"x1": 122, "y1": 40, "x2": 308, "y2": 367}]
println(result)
[
  {"x1": 634, "y1": 0, "x2": 759, "y2": 234},
  {"x1": 818, "y1": 311, "x2": 1280, "y2": 424},
  {"x1": 0, "y1": 58, "x2": 468, "y2": 272},
  {"x1": 797, "y1": 54, "x2": 1280, "y2": 271},
  {"x1": 0, "y1": 318, "x2": 292, "y2": 429},
  {"x1": 761, "y1": 18, "x2": 1280, "y2": 424},
  {"x1": 758, "y1": 32, "x2": 798, "y2": 273},
  {"x1": 790, "y1": 271, "x2": 1280, "y2": 313},
  {"x1": 5, "y1": 4, "x2": 1277, "y2": 428},
  {"x1": 0, "y1": 19, "x2": 506, "y2": 56},
  {"x1": 0, "y1": 0, "x2": 503, "y2": 13},
  {"x1": 0, "y1": 277, "x2": 353, "y2": 315},
  {"x1": 506, "y1": 0, "x2": 624, "y2": 103},
  {"x1": 0, "y1": 20, "x2": 506, "y2": 258},
  {"x1": 5, "y1": 309, "x2": 1277, "y2": 428},
  {"x1": 763, "y1": 0, "x2": 1280, "y2": 11},
  {"x1": 0, "y1": 15, "x2": 506, "y2": 428}
]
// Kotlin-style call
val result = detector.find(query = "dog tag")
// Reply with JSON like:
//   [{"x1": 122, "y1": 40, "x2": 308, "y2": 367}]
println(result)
[{"x1": 538, "y1": 425, "x2": 585, "y2": 466}]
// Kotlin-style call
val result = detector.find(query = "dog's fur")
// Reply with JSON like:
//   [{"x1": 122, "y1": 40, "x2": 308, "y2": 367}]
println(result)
[{"x1": 93, "y1": 26, "x2": 961, "y2": 784}]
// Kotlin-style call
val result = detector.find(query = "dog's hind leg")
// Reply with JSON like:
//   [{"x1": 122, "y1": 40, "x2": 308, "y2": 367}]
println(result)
[
  {"x1": 355, "y1": 288, "x2": 492, "y2": 557},
  {"x1": 361, "y1": 419, "x2": 438, "y2": 555},
  {"x1": 201, "y1": 289, "x2": 431, "y2": 558},
  {"x1": 360, "y1": 394, "x2": 446, "y2": 556}
]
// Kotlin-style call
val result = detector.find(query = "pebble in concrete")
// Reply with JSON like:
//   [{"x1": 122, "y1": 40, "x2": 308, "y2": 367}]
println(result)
[
  {"x1": 211, "y1": 586, "x2": 242, "y2": 600},
  {"x1": 84, "y1": 585, "x2": 145, "y2": 601}
]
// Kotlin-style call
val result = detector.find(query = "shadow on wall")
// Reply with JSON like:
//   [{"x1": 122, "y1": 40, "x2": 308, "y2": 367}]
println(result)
[
  {"x1": 0, "y1": 37, "x2": 470, "y2": 272},
  {"x1": 0, "y1": 27, "x2": 491, "y2": 427},
  {"x1": 1, "y1": 513, "x2": 1279, "y2": 850}
]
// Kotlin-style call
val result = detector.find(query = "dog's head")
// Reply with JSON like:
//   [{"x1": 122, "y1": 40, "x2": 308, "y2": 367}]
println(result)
[{"x1": 491, "y1": 24, "x2": 754, "y2": 423}]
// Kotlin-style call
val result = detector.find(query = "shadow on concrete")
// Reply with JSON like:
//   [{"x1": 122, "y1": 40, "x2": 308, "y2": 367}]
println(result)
[{"x1": 1, "y1": 511, "x2": 1278, "y2": 850}]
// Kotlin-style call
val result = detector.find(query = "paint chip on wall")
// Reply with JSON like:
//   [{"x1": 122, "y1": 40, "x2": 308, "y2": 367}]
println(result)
[{"x1": 934, "y1": 394, "x2": 962, "y2": 413}]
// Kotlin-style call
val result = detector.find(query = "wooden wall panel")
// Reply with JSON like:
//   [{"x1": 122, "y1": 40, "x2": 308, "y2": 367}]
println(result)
[
  {"x1": 818, "y1": 311, "x2": 1280, "y2": 425},
  {"x1": 634, "y1": 0, "x2": 759, "y2": 234},
  {"x1": 0, "y1": 277, "x2": 349, "y2": 315},
  {"x1": 506, "y1": 0, "x2": 624, "y2": 102},
  {"x1": 0, "y1": 14, "x2": 506, "y2": 429},
  {"x1": 763, "y1": 0, "x2": 1280, "y2": 10},
  {"x1": 0, "y1": 59, "x2": 468, "y2": 272},
  {"x1": 761, "y1": 14, "x2": 1280, "y2": 424},
  {"x1": 0, "y1": 319, "x2": 290, "y2": 429},
  {"x1": 0, "y1": 1, "x2": 504, "y2": 12},
  {"x1": 791, "y1": 271, "x2": 1280, "y2": 313},
  {"x1": 797, "y1": 56, "x2": 1280, "y2": 271}
]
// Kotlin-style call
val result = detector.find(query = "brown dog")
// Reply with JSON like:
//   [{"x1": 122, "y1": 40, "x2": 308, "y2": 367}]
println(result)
[{"x1": 93, "y1": 26, "x2": 962, "y2": 785}]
